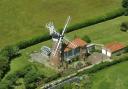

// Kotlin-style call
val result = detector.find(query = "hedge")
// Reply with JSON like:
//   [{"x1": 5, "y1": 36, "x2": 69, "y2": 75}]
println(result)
[
  {"x1": 16, "y1": 35, "x2": 51, "y2": 49},
  {"x1": 0, "y1": 45, "x2": 19, "y2": 81}
]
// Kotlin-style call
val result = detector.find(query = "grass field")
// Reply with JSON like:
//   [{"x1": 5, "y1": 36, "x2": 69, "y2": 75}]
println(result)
[
  {"x1": 0, "y1": 0, "x2": 122, "y2": 48},
  {"x1": 91, "y1": 61, "x2": 128, "y2": 89},
  {"x1": 66, "y1": 16, "x2": 128, "y2": 45}
]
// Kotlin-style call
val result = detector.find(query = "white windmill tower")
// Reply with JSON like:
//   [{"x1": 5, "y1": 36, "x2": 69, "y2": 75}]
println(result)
[{"x1": 46, "y1": 16, "x2": 72, "y2": 68}]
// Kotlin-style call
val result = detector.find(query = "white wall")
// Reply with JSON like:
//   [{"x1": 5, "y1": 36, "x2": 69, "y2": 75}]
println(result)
[
  {"x1": 102, "y1": 49, "x2": 106, "y2": 55},
  {"x1": 107, "y1": 51, "x2": 111, "y2": 57},
  {"x1": 102, "y1": 49, "x2": 111, "y2": 57}
]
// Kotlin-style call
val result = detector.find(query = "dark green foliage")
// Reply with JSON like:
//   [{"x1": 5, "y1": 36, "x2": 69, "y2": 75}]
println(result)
[
  {"x1": 16, "y1": 35, "x2": 51, "y2": 49},
  {"x1": 120, "y1": 22, "x2": 128, "y2": 31},
  {"x1": 0, "y1": 66, "x2": 44, "y2": 89},
  {"x1": 23, "y1": 66, "x2": 44, "y2": 89},
  {"x1": 125, "y1": 45, "x2": 128, "y2": 52},
  {"x1": 122, "y1": 0, "x2": 128, "y2": 15},
  {"x1": 0, "y1": 55, "x2": 9, "y2": 80},
  {"x1": 0, "y1": 45, "x2": 19, "y2": 80},
  {"x1": 122, "y1": 0, "x2": 128, "y2": 8},
  {"x1": 82, "y1": 35, "x2": 91, "y2": 43}
]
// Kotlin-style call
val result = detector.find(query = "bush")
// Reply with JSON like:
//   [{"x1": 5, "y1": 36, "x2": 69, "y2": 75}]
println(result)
[
  {"x1": 82, "y1": 35, "x2": 91, "y2": 43},
  {"x1": 0, "y1": 45, "x2": 19, "y2": 80},
  {"x1": 0, "y1": 66, "x2": 44, "y2": 89},
  {"x1": 125, "y1": 46, "x2": 128, "y2": 52},
  {"x1": 120, "y1": 22, "x2": 128, "y2": 32},
  {"x1": 122, "y1": 0, "x2": 128, "y2": 8},
  {"x1": 16, "y1": 35, "x2": 51, "y2": 49}
]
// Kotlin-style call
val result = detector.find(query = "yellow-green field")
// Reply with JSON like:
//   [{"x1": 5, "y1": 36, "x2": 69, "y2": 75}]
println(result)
[
  {"x1": 66, "y1": 16, "x2": 128, "y2": 45},
  {"x1": 0, "y1": 0, "x2": 121, "y2": 48}
]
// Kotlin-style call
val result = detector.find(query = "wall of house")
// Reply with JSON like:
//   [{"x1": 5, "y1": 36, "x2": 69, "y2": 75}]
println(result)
[
  {"x1": 102, "y1": 48, "x2": 126, "y2": 57},
  {"x1": 102, "y1": 49, "x2": 111, "y2": 57},
  {"x1": 87, "y1": 44, "x2": 95, "y2": 54},
  {"x1": 64, "y1": 47, "x2": 81, "y2": 62}
]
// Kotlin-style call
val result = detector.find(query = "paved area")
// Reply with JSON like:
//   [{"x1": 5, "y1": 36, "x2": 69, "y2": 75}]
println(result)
[
  {"x1": 87, "y1": 52, "x2": 109, "y2": 64},
  {"x1": 30, "y1": 52, "x2": 49, "y2": 65}
]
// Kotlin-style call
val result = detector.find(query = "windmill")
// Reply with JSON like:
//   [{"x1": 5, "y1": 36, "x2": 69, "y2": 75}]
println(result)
[{"x1": 46, "y1": 16, "x2": 76, "y2": 68}]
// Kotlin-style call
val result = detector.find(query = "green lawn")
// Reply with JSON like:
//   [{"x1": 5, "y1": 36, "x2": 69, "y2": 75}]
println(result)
[
  {"x1": 66, "y1": 16, "x2": 128, "y2": 45},
  {"x1": 0, "y1": 0, "x2": 121, "y2": 48},
  {"x1": 91, "y1": 61, "x2": 128, "y2": 89}
]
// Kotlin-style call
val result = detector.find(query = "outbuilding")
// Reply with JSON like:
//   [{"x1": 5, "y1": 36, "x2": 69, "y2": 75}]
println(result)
[{"x1": 102, "y1": 42, "x2": 126, "y2": 57}]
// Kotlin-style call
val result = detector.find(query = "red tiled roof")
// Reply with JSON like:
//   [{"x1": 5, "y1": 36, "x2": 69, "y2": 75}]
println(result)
[
  {"x1": 64, "y1": 38, "x2": 87, "y2": 52},
  {"x1": 105, "y1": 42, "x2": 125, "y2": 52}
]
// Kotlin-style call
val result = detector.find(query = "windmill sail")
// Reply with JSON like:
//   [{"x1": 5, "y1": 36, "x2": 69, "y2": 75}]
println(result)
[{"x1": 53, "y1": 16, "x2": 71, "y2": 56}]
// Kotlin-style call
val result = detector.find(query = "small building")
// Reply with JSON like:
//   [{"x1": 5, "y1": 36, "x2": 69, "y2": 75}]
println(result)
[
  {"x1": 64, "y1": 38, "x2": 95, "y2": 62},
  {"x1": 102, "y1": 42, "x2": 126, "y2": 57}
]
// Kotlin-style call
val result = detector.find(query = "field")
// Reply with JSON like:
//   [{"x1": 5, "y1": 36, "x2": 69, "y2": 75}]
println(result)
[
  {"x1": 91, "y1": 61, "x2": 128, "y2": 89},
  {"x1": 0, "y1": 0, "x2": 122, "y2": 48},
  {"x1": 66, "y1": 16, "x2": 128, "y2": 45}
]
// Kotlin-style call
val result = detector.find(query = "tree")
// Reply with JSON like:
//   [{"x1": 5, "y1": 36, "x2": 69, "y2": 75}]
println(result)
[
  {"x1": 82, "y1": 35, "x2": 91, "y2": 43},
  {"x1": 120, "y1": 22, "x2": 128, "y2": 32},
  {"x1": 125, "y1": 45, "x2": 128, "y2": 52},
  {"x1": 122, "y1": 0, "x2": 128, "y2": 15},
  {"x1": 122, "y1": 0, "x2": 128, "y2": 8}
]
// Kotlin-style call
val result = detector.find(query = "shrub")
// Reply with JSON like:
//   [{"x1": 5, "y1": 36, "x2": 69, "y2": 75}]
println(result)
[
  {"x1": 82, "y1": 35, "x2": 91, "y2": 43},
  {"x1": 0, "y1": 45, "x2": 19, "y2": 80},
  {"x1": 122, "y1": 0, "x2": 128, "y2": 8},
  {"x1": 0, "y1": 66, "x2": 44, "y2": 89},
  {"x1": 125, "y1": 46, "x2": 128, "y2": 52},
  {"x1": 16, "y1": 35, "x2": 51, "y2": 49},
  {"x1": 120, "y1": 22, "x2": 128, "y2": 32}
]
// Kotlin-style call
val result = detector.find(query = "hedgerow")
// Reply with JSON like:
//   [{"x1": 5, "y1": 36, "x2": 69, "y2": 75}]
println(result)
[
  {"x1": 0, "y1": 45, "x2": 19, "y2": 81},
  {"x1": 16, "y1": 35, "x2": 51, "y2": 49}
]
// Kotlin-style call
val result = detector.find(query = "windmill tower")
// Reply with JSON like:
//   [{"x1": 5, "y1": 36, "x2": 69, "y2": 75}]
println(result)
[{"x1": 46, "y1": 16, "x2": 71, "y2": 68}]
